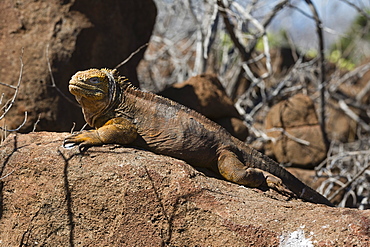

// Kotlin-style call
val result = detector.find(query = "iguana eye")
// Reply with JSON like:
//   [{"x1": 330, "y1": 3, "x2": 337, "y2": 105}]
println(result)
[{"x1": 89, "y1": 77, "x2": 100, "y2": 84}]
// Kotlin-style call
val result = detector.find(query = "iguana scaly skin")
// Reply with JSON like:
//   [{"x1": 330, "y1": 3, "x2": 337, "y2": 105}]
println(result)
[{"x1": 64, "y1": 68, "x2": 333, "y2": 206}]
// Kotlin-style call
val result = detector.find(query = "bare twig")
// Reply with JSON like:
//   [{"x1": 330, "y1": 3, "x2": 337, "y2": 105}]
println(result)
[
  {"x1": 304, "y1": 0, "x2": 329, "y2": 149},
  {"x1": 0, "y1": 50, "x2": 24, "y2": 120},
  {"x1": 0, "y1": 49, "x2": 28, "y2": 136},
  {"x1": 287, "y1": 3, "x2": 316, "y2": 20},
  {"x1": 32, "y1": 114, "x2": 41, "y2": 132},
  {"x1": 202, "y1": 2, "x2": 218, "y2": 61},
  {"x1": 231, "y1": 2, "x2": 272, "y2": 78},
  {"x1": 70, "y1": 122, "x2": 76, "y2": 134},
  {"x1": 356, "y1": 79, "x2": 370, "y2": 103},
  {"x1": 216, "y1": 0, "x2": 290, "y2": 101},
  {"x1": 0, "y1": 170, "x2": 14, "y2": 180},
  {"x1": 328, "y1": 155, "x2": 370, "y2": 201},
  {"x1": 338, "y1": 100, "x2": 370, "y2": 132},
  {"x1": 1, "y1": 111, "x2": 28, "y2": 132},
  {"x1": 46, "y1": 44, "x2": 81, "y2": 107},
  {"x1": 338, "y1": 0, "x2": 370, "y2": 21},
  {"x1": 247, "y1": 0, "x2": 289, "y2": 60},
  {"x1": 114, "y1": 43, "x2": 149, "y2": 70},
  {"x1": 328, "y1": 63, "x2": 370, "y2": 92},
  {"x1": 187, "y1": 0, "x2": 205, "y2": 75},
  {"x1": 266, "y1": 127, "x2": 311, "y2": 146},
  {"x1": 216, "y1": 0, "x2": 251, "y2": 62},
  {"x1": 0, "y1": 81, "x2": 17, "y2": 90},
  {"x1": 80, "y1": 122, "x2": 88, "y2": 132},
  {"x1": 316, "y1": 140, "x2": 370, "y2": 208}
]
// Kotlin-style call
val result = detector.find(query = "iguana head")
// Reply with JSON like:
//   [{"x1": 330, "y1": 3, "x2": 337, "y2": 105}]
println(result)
[{"x1": 69, "y1": 68, "x2": 121, "y2": 127}]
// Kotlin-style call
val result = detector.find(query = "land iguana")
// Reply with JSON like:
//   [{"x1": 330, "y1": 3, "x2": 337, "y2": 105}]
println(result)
[{"x1": 64, "y1": 68, "x2": 333, "y2": 206}]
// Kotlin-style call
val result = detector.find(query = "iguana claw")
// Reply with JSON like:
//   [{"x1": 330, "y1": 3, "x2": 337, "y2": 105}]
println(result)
[
  {"x1": 63, "y1": 132, "x2": 96, "y2": 152},
  {"x1": 264, "y1": 173, "x2": 296, "y2": 198}
]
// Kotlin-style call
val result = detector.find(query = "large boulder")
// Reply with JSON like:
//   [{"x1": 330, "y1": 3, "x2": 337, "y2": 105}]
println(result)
[
  {"x1": 0, "y1": 0, "x2": 157, "y2": 132},
  {"x1": 265, "y1": 94, "x2": 327, "y2": 167},
  {"x1": 0, "y1": 132, "x2": 369, "y2": 246}
]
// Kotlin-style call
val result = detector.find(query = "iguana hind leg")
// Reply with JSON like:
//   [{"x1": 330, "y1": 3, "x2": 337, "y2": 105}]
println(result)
[
  {"x1": 64, "y1": 117, "x2": 137, "y2": 151},
  {"x1": 217, "y1": 149, "x2": 294, "y2": 196}
]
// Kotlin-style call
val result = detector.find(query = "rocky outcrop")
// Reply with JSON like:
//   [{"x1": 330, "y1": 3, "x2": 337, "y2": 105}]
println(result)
[
  {"x1": 265, "y1": 94, "x2": 327, "y2": 167},
  {"x1": 1, "y1": 132, "x2": 369, "y2": 246},
  {"x1": 0, "y1": 0, "x2": 157, "y2": 132},
  {"x1": 160, "y1": 74, "x2": 248, "y2": 141}
]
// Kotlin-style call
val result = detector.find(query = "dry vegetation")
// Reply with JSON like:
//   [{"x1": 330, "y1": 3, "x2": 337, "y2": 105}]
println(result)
[
  {"x1": 0, "y1": 53, "x2": 27, "y2": 143},
  {"x1": 139, "y1": 0, "x2": 370, "y2": 208}
]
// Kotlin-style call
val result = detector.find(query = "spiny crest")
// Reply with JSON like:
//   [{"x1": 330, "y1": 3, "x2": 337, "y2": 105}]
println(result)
[
  {"x1": 117, "y1": 75, "x2": 134, "y2": 89},
  {"x1": 99, "y1": 68, "x2": 134, "y2": 90}
]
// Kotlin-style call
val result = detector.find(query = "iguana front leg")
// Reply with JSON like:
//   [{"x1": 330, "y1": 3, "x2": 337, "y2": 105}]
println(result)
[
  {"x1": 64, "y1": 117, "x2": 137, "y2": 151},
  {"x1": 217, "y1": 149, "x2": 294, "y2": 196}
]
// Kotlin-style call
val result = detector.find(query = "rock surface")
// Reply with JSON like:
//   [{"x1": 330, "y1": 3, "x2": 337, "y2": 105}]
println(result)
[
  {"x1": 0, "y1": 0, "x2": 156, "y2": 132},
  {"x1": 1, "y1": 132, "x2": 369, "y2": 246},
  {"x1": 265, "y1": 94, "x2": 327, "y2": 167}
]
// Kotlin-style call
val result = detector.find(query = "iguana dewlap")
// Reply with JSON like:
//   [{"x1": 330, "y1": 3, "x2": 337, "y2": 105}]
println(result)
[{"x1": 64, "y1": 68, "x2": 333, "y2": 206}]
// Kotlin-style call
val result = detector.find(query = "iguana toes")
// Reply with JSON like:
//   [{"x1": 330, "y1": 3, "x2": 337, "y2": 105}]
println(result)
[{"x1": 64, "y1": 68, "x2": 333, "y2": 206}]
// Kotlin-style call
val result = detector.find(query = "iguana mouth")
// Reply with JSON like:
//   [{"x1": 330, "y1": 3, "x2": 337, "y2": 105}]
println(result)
[{"x1": 69, "y1": 82, "x2": 105, "y2": 97}]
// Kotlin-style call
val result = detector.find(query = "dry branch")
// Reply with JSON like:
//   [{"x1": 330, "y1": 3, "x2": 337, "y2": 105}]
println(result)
[
  {"x1": 339, "y1": 0, "x2": 370, "y2": 21},
  {"x1": 304, "y1": 0, "x2": 329, "y2": 149},
  {"x1": 114, "y1": 43, "x2": 149, "y2": 70},
  {"x1": 316, "y1": 140, "x2": 370, "y2": 208},
  {"x1": 0, "y1": 50, "x2": 27, "y2": 135},
  {"x1": 45, "y1": 45, "x2": 81, "y2": 108},
  {"x1": 0, "y1": 52, "x2": 24, "y2": 120}
]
